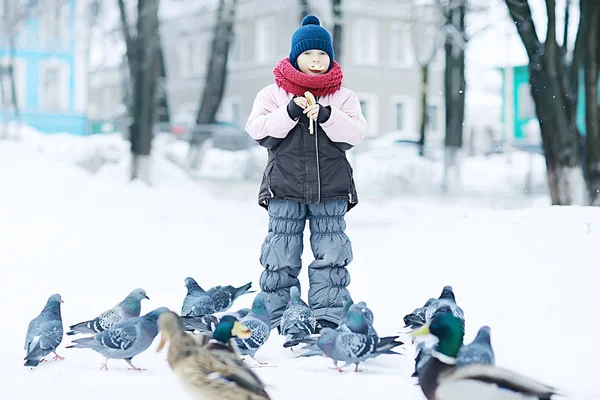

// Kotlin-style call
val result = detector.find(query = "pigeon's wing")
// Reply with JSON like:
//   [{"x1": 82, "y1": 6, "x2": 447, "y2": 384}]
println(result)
[
  {"x1": 91, "y1": 306, "x2": 124, "y2": 332},
  {"x1": 95, "y1": 324, "x2": 139, "y2": 351},
  {"x1": 39, "y1": 320, "x2": 63, "y2": 351},
  {"x1": 294, "y1": 308, "x2": 317, "y2": 334},
  {"x1": 336, "y1": 333, "x2": 373, "y2": 359},
  {"x1": 235, "y1": 319, "x2": 268, "y2": 351},
  {"x1": 182, "y1": 294, "x2": 196, "y2": 316},
  {"x1": 207, "y1": 287, "x2": 233, "y2": 312},
  {"x1": 25, "y1": 318, "x2": 40, "y2": 350}
]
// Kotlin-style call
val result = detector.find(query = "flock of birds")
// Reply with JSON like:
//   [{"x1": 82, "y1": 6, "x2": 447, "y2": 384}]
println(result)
[{"x1": 23, "y1": 280, "x2": 563, "y2": 399}]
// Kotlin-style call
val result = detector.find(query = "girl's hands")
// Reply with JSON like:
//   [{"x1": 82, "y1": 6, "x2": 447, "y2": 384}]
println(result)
[
  {"x1": 293, "y1": 97, "x2": 308, "y2": 109},
  {"x1": 303, "y1": 104, "x2": 319, "y2": 121}
]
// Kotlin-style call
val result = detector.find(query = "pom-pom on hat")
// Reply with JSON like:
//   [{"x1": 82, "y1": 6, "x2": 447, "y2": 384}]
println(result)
[{"x1": 289, "y1": 15, "x2": 335, "y2": 71}]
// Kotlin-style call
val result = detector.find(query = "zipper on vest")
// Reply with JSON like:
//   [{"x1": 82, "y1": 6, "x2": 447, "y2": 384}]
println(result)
[{"x1": 314, "y1": 98, "x2": 321, "y2": 203}]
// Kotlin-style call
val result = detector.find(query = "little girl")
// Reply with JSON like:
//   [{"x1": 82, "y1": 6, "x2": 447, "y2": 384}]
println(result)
[{"x1": 245, "y1": 15, "x2": 368, "y2": 332}]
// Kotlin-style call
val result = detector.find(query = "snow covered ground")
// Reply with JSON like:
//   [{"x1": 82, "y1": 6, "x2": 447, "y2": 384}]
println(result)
[{"x1": 1, "y1": 131, "x2": 599, "y2": 400}]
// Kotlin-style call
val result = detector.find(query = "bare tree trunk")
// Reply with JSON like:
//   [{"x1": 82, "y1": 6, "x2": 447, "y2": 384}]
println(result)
[
  {"x1": 189, "y1": 0, "x2": 237, "y2": 167},
  {"x1": 0, "y1": 66, "x2": 6, "y2": 139},
  {"x1": 442, "y1": 0, "x2": 466, "y2": 193},
  {"x1": 118, "y1": 0, "x2": 161, "y2": 183},
  {"x1": 196, "y1": 0, "x2": 237, "y2": 125},
  {"x1": 505, "y1": 0, "x2": 587, "y2": 205},
  {"x1": 299, "y1": 0, "x2": 311, "y2": 23},
  {"x1": 585, "y1": 0, "x2": 600, "y2": 204},
  {"x1": 331, "y1": 0, "x2": 342, "y2": 65},
  {"x1": 9, "y1": 36, "x2": 20, "y2": 136},
  {"x1": 156, "y1": 36, "x2": 170, "y2": 127},
  {"x1": 418, "y1": 64, "x2": 429, "y2": 156}
]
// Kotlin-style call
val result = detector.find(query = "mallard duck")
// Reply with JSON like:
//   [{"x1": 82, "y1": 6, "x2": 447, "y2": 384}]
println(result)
[
  {"x1": 157, "y1": 311, "x2": 271, "y2": 400},
  {"x1": 412, "y1": 313, "x2": 560, "y2": 399}
]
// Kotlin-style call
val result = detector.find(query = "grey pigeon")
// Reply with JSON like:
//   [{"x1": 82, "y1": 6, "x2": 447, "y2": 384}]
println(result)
[
  {"x1": 229, "y1": 308, "x2": 251, "y2": 320},
  {"x1": 279, "y1": 286, "x2": 316, "y2": 348},
  {"x1": 340, "y1": 304, "x2": 378, "y2": 339},
  {"x1": 207, "y1": 281, "x2": 255, "y2": 312},
  {"x1": 67, "y1": 288, "x2": 149, "y2": 335},
  {"x1": 297, "y1": 328, "x2": 403, "y2": 372},
  {"x1": 182, "y1": 277, "x2": 216, "y2": 316},
  {"x1": 424, "y1": 286, "x2": 465, "y2": 331},
  {"x1": 403, "y1": 298, "x2": 435, "y2": 329},
  {"x1": 181, "y1": 307, "x2": 252, "y2": 333},
  {"x1": 24, "y1": 294, "x2": 64, "y2": 367},
  {"x1": 233, "y1": 292, "x2": 271, "y2": 361},
  {"x1": 355, "y1": 301, "x2": 374, "y2": 324},
  {"x1": 181, "y1": 314, "x2": 220, "y2": 333},
  {"x1": 66, "y1": 307, "x2": 169, "y2": 371},
  {"x1": 456, "y1": 325, "x2": 495, "y2": 367}
]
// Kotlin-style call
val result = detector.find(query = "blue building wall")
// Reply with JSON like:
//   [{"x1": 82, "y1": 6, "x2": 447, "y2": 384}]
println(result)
[
  {"x1": 501, "y1": 65, "x2": 590, "y2": 141},
  {"x1": 0, "y1": 0, "x2": 88, "y2": 135}
]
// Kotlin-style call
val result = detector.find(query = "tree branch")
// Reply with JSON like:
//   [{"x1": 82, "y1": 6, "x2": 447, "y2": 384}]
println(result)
[{"x1": 504, "y1": 0, "x2": 543, "y2": 62}]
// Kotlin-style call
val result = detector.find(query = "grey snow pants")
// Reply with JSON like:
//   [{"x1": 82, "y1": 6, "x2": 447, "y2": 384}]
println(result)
[{"x1": 259, "y1": 199, "x2": 353, "y2": 329}]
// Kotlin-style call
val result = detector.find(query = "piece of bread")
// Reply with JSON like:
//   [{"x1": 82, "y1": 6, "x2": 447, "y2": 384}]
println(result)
[{"x1": 304, "y1": 91, "x2": 316, "y2": 106}]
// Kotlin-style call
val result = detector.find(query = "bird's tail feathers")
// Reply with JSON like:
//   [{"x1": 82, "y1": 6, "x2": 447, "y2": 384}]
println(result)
[
  {"x1": 234, "y1": 282, "x2": 255, "y2": 298},
  {"x1": 283, "y1": 331, "x2": 308, "y2": 348},
  {"x1": 67, "y1": 321, "x2": 94, "y2": 335},
  {"x1": 66, "y1": 336, "x2": 97, "y2": 349},
  {"x1": 375, "y1": 336, "x2": 404, "y2": 352}
]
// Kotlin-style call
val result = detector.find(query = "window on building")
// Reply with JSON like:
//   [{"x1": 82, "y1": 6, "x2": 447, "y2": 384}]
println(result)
[
  {"x1": 256, "y1": 17, "x2": 276, "y2": 64},
  {"x1": 518, "y1": 83, "x2": 535, "y2": 119},
  {"x1": 231, "y1": 101, "x2": 240, "y2": 125},
  {"x1": 390, "y1": 24, "x2": 412, "y2": 67},
  {"x1": 357, "y1": 93, "x2": 378, "y2": 133},
  {"x1": 394, "y1": 102, "x2": 405, "y2": 131},
  {"x1": 39, "y1": 0, "x2": 68, "y2": 49},
  {"x1": 229, "y1": 34, "x2": 241, "y2": 64},
  {"x1": 359, "y1": 99, "x2": 368, "y2": 122},
  {"x1": 353, "y1": 18, "x2": 378, "y2": 65},
  {"x1": 426, "y1": 104, "x2": 439, "y2": 132},
  {"x1": 40, "y1": 60, "x2": 68, "y2": 112}
]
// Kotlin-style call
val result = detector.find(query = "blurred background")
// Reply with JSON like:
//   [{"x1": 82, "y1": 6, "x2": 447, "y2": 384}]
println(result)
[{"x1": 1, "y1": 0, "x2": 598, "y2": 208}]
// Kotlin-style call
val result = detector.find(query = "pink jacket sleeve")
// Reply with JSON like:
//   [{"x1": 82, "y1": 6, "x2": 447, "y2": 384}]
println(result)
[
  {"x1": 321, "y1": 91, "x2": 368, "y2": 146},
  {"x1": 245, "y1": 86, "x2": 297, "y2": 140}
]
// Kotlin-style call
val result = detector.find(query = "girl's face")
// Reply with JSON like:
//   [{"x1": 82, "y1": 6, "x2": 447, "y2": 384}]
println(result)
[{"x1": 296, "y1": 50, "x2": 330, "y2": 75}]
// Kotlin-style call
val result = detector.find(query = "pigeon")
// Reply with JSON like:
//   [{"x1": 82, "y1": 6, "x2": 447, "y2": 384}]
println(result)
[
  {"x1": 456, "y1": 326, "x2": 495, "y2": 367},
  {"x1": 297, "y1": 328, "x2": 403, "y2": 372},
  {"x1": 403, "y1": 298, "x2": 435, "y2": 329},
  {"x1": 341, "y1": 303, "x2": 378, "y2": 339},
  {"x1": 67, "y1": 288, "x2": 149, "y2": 335},
  {"x1": 182, "y1": 277, "x2": 216, "y2": 316},
  {"x1": 355, "y1": 301, "x2": 374, "y2": 324},
  {"x1": 66, "y1": 307, "x2": 169, "y2": 371},
  {"x1": 279, "y1": 286, "x2": 316, "y2": 348},
  {"x1": 425, "y1": 286, "x2": 465, "y2": 331},
  {"x1": 181, "y1": 314, "x2": 220, "y2": 333},
  {"x1": 181, "y1": 308, "x2": 252, "y2": 333},
  {"x1": 24, "y1": 294, "x2": 64, "y2": 367},
  {"x1": 207, "y1": 282, "x2": 255, "y2": 312},
  {"x1": 233, "y1": 292, "x2": 271, "y2": 362},
  {"x1": 229, "y1": 308, "x2": 251, "y2": 320}
]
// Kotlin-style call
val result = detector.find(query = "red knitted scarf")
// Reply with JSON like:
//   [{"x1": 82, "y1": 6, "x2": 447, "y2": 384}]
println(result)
[{"x1": 273, "y1": 58, "x2": 343, "y2": 97}]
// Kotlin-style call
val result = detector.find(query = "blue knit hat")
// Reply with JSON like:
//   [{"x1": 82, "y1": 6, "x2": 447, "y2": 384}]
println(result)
[{"x1": 289, "y1": 15, "x2": 334, "y2": 71}]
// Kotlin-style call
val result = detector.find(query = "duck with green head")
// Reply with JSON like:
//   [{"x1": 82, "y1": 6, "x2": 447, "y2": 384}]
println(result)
[
  {"x1": 157, "y1": 311, "x2": 271, "y2": 400},
  {"x1": 412, "y1": 312, "x2": 560, "y2": 400}
]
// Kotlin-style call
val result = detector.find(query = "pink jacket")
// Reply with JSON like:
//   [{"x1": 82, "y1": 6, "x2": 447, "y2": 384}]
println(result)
[{"x1": 245, "y1": 84, "x2": 368, "y2": 146}]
